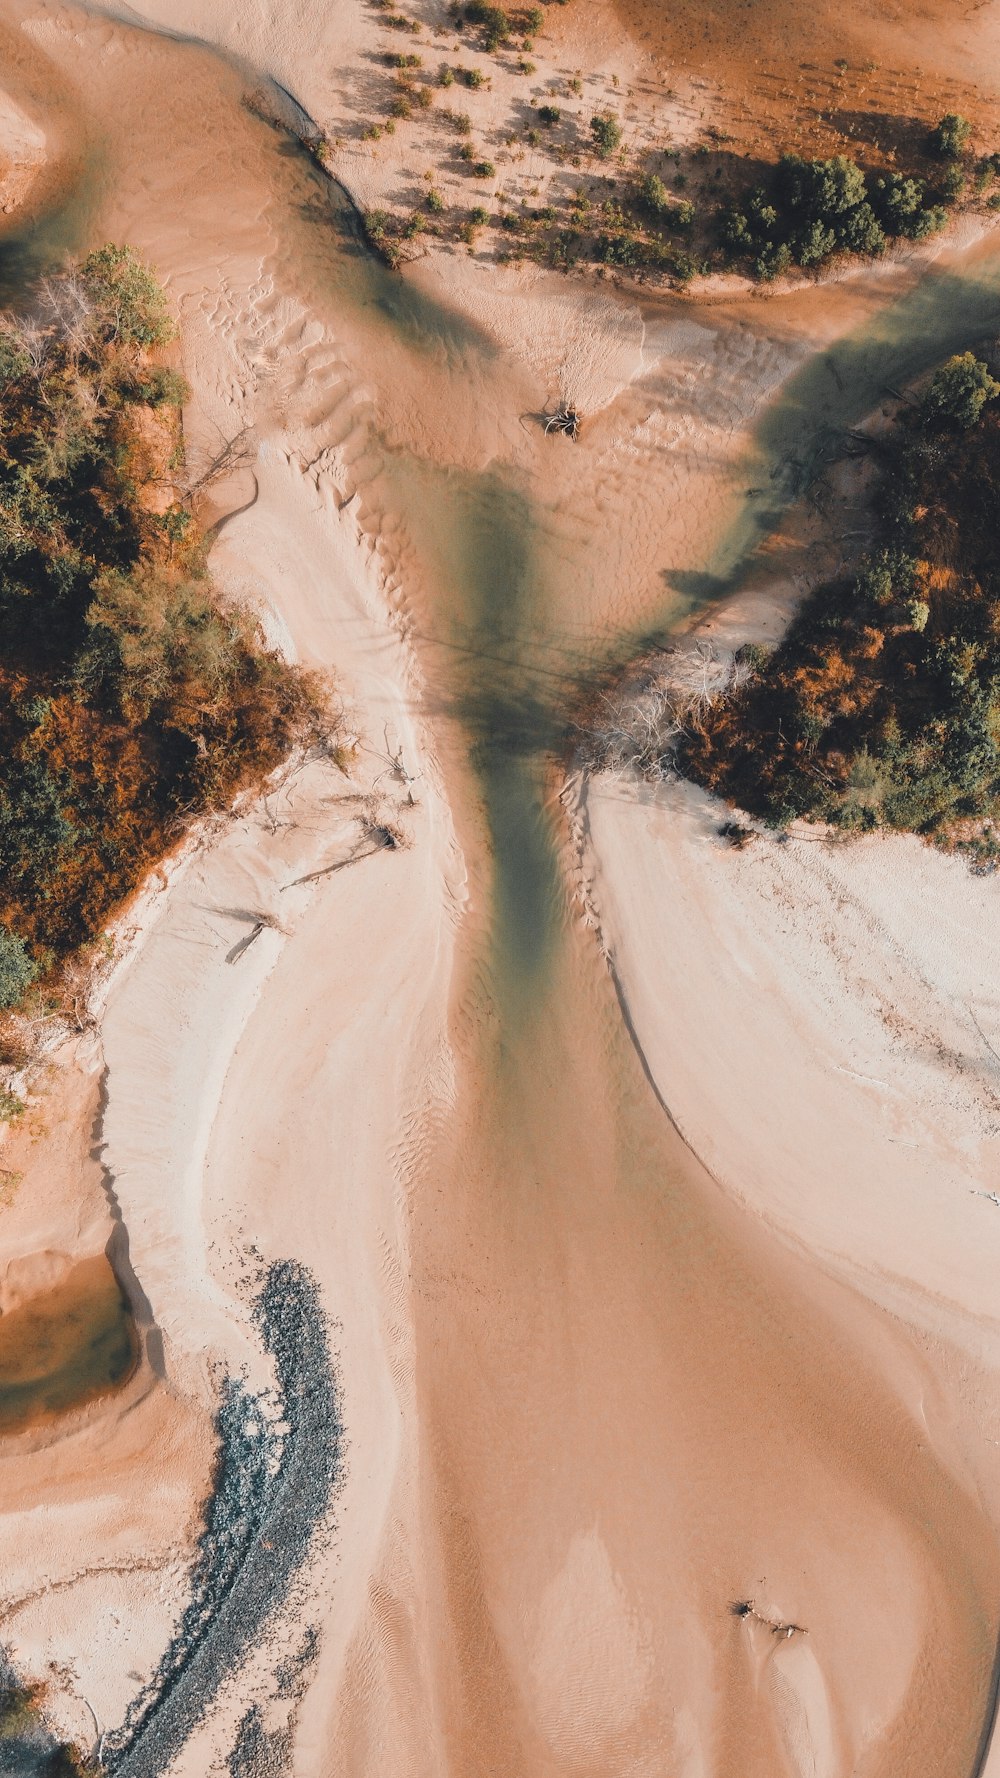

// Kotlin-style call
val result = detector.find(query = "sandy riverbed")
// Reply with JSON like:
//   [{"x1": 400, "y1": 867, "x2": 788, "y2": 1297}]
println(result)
[{"x1": 3, "y1": 1, "x2": 1000, "y2": 1774}]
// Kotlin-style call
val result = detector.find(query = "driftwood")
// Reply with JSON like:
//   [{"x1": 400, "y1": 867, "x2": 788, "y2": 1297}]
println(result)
[
  {"x1": 544, "y1": 405, "x2": 582, "y2": 440},
  {"x1": 730, "y1": 1599, "x2": 806, "y2": 1638}
]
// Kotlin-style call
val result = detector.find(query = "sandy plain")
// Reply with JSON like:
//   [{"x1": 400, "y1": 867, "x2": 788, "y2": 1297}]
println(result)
[{"x1": 1, "y1": 1, "x2": 1000, "y2": 1776}]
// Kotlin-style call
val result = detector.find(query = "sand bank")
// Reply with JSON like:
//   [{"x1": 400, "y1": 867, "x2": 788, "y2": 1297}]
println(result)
[{"x1": 583, "y1": 774, "x2": 1000, "y2": 1346}]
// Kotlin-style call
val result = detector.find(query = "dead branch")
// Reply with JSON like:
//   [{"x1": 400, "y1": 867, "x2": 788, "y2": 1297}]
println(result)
[
  {"x1": 578, "y1": 640, "x2": 749, "y2": 779},
  {"x1": 544, "y1": 405, "x2": 582, "y2": 440},
  {"x1": 730, "y1": 1599, "x2": 806, "y2": 1637},
  {"x1": 182, "y1": 426, "x2": 255, "y2": 500}
]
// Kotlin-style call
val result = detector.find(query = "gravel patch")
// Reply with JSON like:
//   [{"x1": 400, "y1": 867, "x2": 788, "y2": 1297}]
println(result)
[{"x1": 103, "y1": 1261, "x2": 341, "y2": 1778}]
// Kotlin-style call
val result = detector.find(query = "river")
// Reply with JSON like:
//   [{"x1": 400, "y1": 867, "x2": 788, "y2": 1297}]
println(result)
[{"x1": 4, "y1": 4, "x2": 1000, "y2": 1772}]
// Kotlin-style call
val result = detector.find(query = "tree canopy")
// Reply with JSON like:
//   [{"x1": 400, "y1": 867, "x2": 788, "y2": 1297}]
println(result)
[{"x1": 681, "y1": 351, "x2": 1000, "y2": 851}]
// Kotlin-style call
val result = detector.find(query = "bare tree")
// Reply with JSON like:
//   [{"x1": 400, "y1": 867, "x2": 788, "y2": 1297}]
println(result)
[{"x1": 578, "y1": 640, "x2": 749, "y2": 779}]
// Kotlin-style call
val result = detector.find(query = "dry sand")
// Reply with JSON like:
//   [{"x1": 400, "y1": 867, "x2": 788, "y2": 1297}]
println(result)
[{"x1": 2, "y1": 1, "x2": 1000, "y2": 1774}]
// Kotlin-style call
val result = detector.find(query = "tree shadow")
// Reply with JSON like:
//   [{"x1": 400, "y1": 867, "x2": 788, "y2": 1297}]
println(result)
[{"x1": 830, "y1": 109, "x2": 935, "y2": 165}]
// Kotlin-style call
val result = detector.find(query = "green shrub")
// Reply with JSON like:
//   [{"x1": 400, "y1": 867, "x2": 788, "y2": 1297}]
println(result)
[
  {"x1": 928, "y1": 113, "x2": 971, "y2": 158},
  {"x1": 0, "y1": 929, "x2": 37, "y2": 1010},
  {"x1": 80, "y1": 244, "x2": 174, "y2": 348},
  {"x1": 538, "y1": 104, "x2": 560, "y2": 125},
  {"x1": 722, "y1": 150, "x2": 951, "y2": 276},
  {"x1": 596, "y1": 230, "x2": 640, "y2": 266},
  {"x1": 473, "y1": 158, "x2": 496, "y2": 177},
  {"x1": 922, "y1": 352, "x2": 1000, "y2": 428},
  {"x1": 364, "y1": 208, "x2": 390, "y2": 242},
  {"x1": 590, "y1": 113, "x2": 622, "y2": 158},
  {"x1": 752, "y1": 241, "x2": 792, "y2": 280},
  {"x1": 464, "y1": 0, "x2": 511, "y2": 47},
  {"x1": 640, "y1": 171, "x2": 669, "y2": 212}
]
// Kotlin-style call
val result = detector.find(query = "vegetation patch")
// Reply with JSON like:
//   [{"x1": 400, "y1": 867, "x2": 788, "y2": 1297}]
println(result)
[
  {"x1": 720, "y1": 147, "x2": 953, "y2": 279},
  {"x1": 0, "y1": 248, "x2": 328, "y2": 1004},
  {"x1": 681, "y1": 352, "x2": 1000, "y2": 841}
]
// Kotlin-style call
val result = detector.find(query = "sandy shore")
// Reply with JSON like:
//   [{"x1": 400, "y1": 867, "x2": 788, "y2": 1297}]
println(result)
[{"x1": 583, "y1": 775, "x2": 1000, "y2": 1345}]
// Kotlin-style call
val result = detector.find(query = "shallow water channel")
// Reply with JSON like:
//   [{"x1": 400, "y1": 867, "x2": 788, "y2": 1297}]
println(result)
[
  {"x1": 6, "y1": 7, "x2": 1000, "y2": 1768},
  {"x1": 0, "y1": 1255, "x2": 137, "y2": 1432}
]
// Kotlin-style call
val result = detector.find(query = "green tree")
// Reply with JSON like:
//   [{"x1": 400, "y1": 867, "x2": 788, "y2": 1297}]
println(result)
[
  {"x1": 590, "y1": 113, "x2": 622, "y2": 158},
  {"x1": 928, "y1": 113, "x2": 971, "y2": 158},
  {"x1": 922, "y1": 352, "x2": 1000, "y2": 428},
  {"x1": 640, "y1": 171, "x2": 669, "y2": 212},
  {"x1": 0, "y1": 927, "x2": 37, "y2": 1009},
  {"x1": 80, "y1": 244, "x2": 174, "y2": 348},
  {"x1": 778, "y1": 153, "x2": 867, "y2": 220}
]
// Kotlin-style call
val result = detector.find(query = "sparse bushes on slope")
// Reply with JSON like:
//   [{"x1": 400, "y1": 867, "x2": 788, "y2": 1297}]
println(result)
[{"x1": 0, "y1": 249, "x2": 328, "y2": 996}]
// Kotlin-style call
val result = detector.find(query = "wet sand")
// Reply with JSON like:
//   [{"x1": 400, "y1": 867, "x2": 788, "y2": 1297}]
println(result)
[{"x1": 1, "y1": 3, "x2": 1000, "y2": 1773}]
